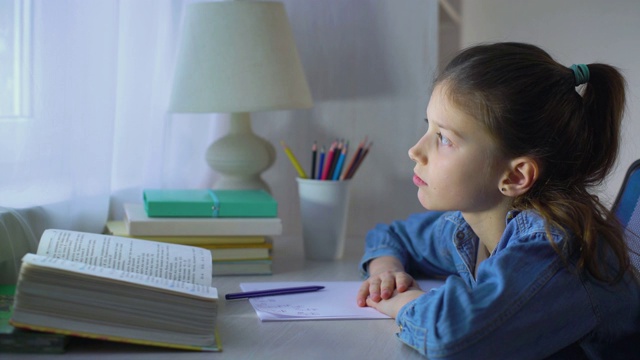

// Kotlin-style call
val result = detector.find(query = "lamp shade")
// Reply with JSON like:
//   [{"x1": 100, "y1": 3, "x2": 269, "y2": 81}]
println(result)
[{"x1": 169, "y1": 1, "x2": 313, "y2": 113}]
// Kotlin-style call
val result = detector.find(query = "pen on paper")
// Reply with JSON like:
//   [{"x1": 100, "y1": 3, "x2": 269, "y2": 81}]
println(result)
[
  {"x1": 280, "y1": 141, "x2": 308, "y2": 179},
  {"x1": 225, "y1": 285, "x2": 325, "y2": 300}
]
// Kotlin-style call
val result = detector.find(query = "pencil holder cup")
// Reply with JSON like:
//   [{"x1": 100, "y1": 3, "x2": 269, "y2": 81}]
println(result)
[{"x1": 296, "y1": 178, "x2": 352, "y2": 261}]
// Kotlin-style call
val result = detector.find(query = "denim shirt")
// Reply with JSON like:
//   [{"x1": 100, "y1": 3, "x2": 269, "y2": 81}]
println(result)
[{"x1": 360, "y1": 210, "x2": 640, "y2": 359}]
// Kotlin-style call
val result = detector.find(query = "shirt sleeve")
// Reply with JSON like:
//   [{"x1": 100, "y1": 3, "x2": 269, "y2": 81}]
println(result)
[
  {"x1": 359, "y1": 211, "x2": 459, "y2": 278},
  {"x1": 395, "y1": 229, "x2": 596, "y2": 359}
]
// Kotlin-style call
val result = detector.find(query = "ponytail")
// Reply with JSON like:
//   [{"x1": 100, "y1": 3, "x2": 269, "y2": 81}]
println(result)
[{"x1": 580, "y1": 64, "x2": 626, "y2": 184}]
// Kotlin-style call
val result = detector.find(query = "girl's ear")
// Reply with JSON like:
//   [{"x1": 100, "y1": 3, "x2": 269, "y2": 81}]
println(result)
[{"x1": 499, "y1": 157, "x2": 539, "y2": 197}]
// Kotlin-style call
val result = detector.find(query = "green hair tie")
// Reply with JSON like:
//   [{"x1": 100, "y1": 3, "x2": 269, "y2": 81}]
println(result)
[{"x1": 570, "y1": 64, "x2": 590, "y2": 86}]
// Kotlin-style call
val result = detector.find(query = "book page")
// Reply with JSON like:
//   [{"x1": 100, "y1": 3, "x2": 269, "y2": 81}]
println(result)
[
  {"x1": 20, "y1": 254, "x2": 218, "y2": 300},
  {"x1": 36, "y1": 229, "x2": 212, "y2": 286}
]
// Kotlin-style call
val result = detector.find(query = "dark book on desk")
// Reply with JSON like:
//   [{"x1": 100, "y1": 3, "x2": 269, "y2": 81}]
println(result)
[
  {"x1": 1, "y1": 285, "x2": 70, "y2": 353},
  {"x1": 124, "y1": 203, "x2": 283, "y2": 236},
  {"x1": 143, "y1": 189, "x2": 278, "y2": 218},
  {"x1": 10, "y1": 229, "x2": 221, "y2": 352}
]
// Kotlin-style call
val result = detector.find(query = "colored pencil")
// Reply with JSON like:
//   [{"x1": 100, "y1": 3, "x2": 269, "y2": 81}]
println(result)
[
  {"x1": 311, "y1": 141, "x2": 317, "y2": 179},
  {"x1": 341, "y1": 136, "x2": 366, "y2": 180},
  {"x1": 347, "y1": 141, "x2": 372, "y2": 179},
  {"x1": 316, "y1": 146, "x2": 326, "y2": 180},
  {"x1": 332, "y1": 142, "x2": 348, "y2": 180},
  {"x1": 320, "y1": 141, "x2": 337, "y2": 180},
  {"x1": 328, "y1": 140, "x2": 343, "y2": 179},
  {"x1": 280, "y1": 141, "x2": 308, "y2": 178}
]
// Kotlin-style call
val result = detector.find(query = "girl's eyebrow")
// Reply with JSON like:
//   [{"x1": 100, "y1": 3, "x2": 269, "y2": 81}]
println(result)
[{"x1": 430, "y1": 118, "x2": 464, "y2": 139}]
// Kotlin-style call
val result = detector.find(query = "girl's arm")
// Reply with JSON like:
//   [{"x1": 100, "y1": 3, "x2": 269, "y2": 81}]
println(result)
[
  {"x1": 388, "y1": 218, "x2": 611, "y2": 360},
  {"x1": 359, "y1": 211, "x2": 457, "y2": 277},
  {"x1": 356, "y1": 211, "x2": 458, "y2": 307}
]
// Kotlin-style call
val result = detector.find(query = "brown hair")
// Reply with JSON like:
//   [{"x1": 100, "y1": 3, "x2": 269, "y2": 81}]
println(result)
[{"x1": 437, "y1": 42, "x2": 628, "y2": 282}]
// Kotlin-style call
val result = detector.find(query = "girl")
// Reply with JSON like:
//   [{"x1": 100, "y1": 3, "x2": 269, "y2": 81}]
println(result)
[{"x1": 356, "y1": 42, "x2": 640, "y2": 359}]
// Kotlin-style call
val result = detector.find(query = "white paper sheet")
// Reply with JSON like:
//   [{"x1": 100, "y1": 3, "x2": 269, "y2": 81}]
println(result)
[{"x1": 238, "y1": 280, "x2": 444, "y2": 321}]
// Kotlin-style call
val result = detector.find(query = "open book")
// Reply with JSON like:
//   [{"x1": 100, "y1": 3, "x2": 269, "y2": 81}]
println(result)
[{"x1": 10, "y1": 229, "x2": 220, "y2": 351}]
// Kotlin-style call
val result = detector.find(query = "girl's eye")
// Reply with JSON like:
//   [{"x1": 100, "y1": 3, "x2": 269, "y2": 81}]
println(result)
[{"x1": 437, "y1": 132, "x2": 452, "y2": 146}]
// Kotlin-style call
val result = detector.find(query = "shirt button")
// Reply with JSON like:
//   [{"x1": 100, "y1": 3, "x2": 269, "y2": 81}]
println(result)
[{"x1": 456, "y1": 231, "x2": 465, "y2": 240}]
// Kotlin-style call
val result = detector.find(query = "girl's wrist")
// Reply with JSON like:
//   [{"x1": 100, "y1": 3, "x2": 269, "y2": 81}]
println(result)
[{"x1": 368, "y1": 256, "x2": 405, "y2": 276}]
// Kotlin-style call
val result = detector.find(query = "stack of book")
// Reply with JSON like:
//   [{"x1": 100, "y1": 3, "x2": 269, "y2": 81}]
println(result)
[{"x1": 106, "y1": 189, "x2": 281, "y2": 276}]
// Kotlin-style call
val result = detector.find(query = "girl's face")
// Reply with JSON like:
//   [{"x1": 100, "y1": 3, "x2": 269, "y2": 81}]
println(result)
[{"x1": 409, "y1": 84, "x2": 508, "y2": 213}]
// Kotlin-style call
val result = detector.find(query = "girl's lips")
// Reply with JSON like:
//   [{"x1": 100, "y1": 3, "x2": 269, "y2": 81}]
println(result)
[{"x1": 413, "y1": 174, "x2": 427, "y2": 187}]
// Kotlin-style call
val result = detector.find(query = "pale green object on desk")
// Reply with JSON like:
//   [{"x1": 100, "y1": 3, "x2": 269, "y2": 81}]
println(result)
[
  {"x1": 143, "y1": 189, "x2": 278, "y2": 218},
  {"x1": 0, "y1": 285, "x2": 70, "y2": 353}
]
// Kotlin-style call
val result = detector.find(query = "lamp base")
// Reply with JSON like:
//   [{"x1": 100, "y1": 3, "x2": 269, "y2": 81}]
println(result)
[{"x1": 206, "y1": 112, "x2": 275, "y2": 193}]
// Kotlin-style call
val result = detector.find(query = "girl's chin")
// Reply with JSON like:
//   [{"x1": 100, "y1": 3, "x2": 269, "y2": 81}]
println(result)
[
  {"x1": 417, "y1": 189, "x2": 449, "y2": 212},
  {"x1": 417, "y1": 190, "x2": 432, "y2": 209}
]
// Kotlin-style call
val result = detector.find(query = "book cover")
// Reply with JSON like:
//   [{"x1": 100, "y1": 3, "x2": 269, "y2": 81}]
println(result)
[
  {"x1": 124, "y1": 203, "x2": 283, "y2": 236},
  {"x1": 106, "y1": 220, "x2": 266, "y2": 245},
  {"x1": 0, "y1": 285, "x2": 69, "y2": 354},
  {"x1": 10, "y1": 321, "x2": 221, "y2": 352},
  {"x1": 212, "y1": 259, "x2": 272, "y2": 276},
  {"x1": 143, "y1": 189, "x2": 278, "y2": 218},
  {"x1": 10, "y1": 229, "x2": 221, "y2": 352}
]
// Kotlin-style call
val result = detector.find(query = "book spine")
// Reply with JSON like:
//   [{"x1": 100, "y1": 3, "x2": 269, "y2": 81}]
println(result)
[{"x1": 126, "y1": 219, "x2": 283, "y2": 236}]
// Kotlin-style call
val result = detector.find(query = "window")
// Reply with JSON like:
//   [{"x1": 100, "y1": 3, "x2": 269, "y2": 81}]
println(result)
[{"x1": 0, "y1": 0, "x2": 32, "y2": 119}]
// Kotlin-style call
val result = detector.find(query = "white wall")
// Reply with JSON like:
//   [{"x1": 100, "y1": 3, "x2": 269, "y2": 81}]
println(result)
[
  {"x1": 252, "y1": 0, "x2": 440, "y2": 236},
  {"x1": 460, "y1": 0, "x2": 640, "y2": 206}
]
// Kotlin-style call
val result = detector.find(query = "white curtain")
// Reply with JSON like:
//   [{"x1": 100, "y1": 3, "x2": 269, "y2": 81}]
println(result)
[{"x1": 0, "y1": 0, "x2": 224, "y2": 283}]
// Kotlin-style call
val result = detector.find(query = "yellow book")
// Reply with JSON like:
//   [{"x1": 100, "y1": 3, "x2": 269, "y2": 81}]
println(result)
[
  {"x1": 11, "y1": 229, "x2": 221, "y2": 352},
  {"x1": 212, "y1": 259, "x2": 272, "y2": 276},
  {"x1": 201, "y1": 240, "x2": 273, "y2": 261},
  {"x1": 106, "y1": 220, "x2": 266, "y2": 245}
]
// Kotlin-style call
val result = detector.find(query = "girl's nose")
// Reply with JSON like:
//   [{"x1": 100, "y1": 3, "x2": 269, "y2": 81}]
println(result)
[{"x1": 408, "y1": 142, "x2": 426, "y2": 164}]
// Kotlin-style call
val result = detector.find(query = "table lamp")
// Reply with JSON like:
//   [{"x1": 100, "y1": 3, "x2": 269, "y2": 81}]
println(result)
[{"x1": 169, "y1": 1, "x2": 313, "y2": 192}]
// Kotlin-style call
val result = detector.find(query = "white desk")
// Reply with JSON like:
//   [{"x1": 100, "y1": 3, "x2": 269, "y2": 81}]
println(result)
[{"x1": 4, "y1": 236, "x2": 425, "y2": 359}]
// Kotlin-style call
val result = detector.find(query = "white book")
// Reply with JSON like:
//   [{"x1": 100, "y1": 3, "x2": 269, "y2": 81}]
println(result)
[
  {"x1": 123, "y1": 203, "x2": 283, "y2": 236},
  {"x1": 10, "y1": 229, "x2": 220, "y2": 351}
]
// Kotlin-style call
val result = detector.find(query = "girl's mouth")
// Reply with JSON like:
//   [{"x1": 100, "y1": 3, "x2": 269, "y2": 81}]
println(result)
[{"x1": 413, "y1": 174, "x2": 427, "y2": 187}]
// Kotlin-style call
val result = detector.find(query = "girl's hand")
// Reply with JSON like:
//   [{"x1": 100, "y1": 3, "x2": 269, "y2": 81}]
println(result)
[
  {"x1": 356, "y1": 256, "x2": 417, "y2": 307},
  {"x1": 365, "y1": 288, "x2": 425, "y2": 318}
]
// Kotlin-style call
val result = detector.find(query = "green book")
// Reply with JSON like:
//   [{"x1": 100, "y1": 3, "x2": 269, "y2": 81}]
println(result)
[
  {"x1": 0, "y1": 285, "x2": 69, "y2": 353},
  {"x1": 143, "y1": 189, "x2": 278, "y2": 218}
]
